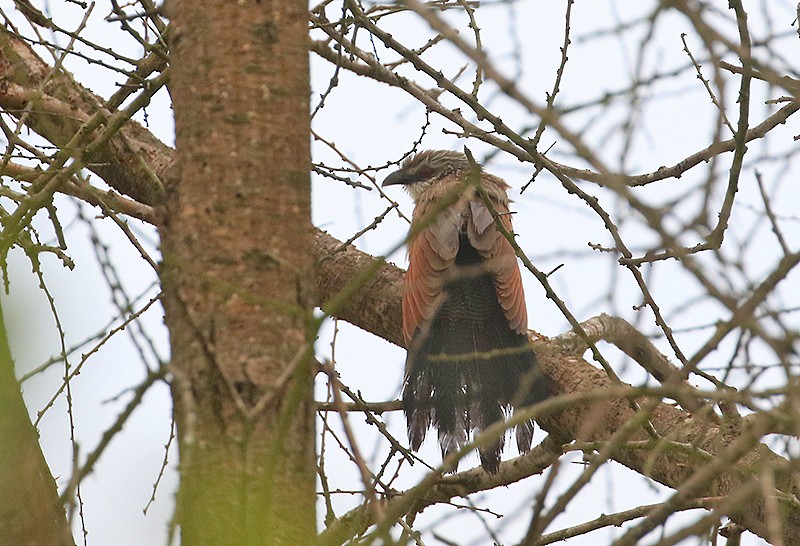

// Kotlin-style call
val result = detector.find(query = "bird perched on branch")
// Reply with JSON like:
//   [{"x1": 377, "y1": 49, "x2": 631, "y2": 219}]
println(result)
[{"x1": 383, "y1": 149, "x2": 551, "y2": 473}]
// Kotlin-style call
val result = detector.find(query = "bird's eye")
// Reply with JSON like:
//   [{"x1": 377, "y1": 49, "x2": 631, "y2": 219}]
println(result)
[{"x1": 414, "y1": 166, "x2": 436, "y2": 181}]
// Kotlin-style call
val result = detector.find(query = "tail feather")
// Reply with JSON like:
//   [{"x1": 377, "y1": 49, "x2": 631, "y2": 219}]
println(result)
[
  {"x1": 475, "y1": 358, "x2": 507, "y2": 473},
  {"x1": 403, "y1": 365, "x2": 431, "y2": 451},
  {"x1": 402, "y1": 233, "x2": 552, "y2": 473},
  {"x1": 403, "y1": 344, "x2": 549, "y2": 473},
  {"x1": 515, "y1": 418, "x2": 536, "y2": 453}
]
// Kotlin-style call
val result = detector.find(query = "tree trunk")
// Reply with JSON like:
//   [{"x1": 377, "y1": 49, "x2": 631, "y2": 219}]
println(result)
[
  {"x1": 161, "y1": 1, "x2": 315, "y2": 544},
  {"x1": 0, "y1": 302, "x2": 73, "y2": 546}
]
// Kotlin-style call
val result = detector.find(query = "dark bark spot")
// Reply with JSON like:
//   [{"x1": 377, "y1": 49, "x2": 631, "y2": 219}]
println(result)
[
  {"x1": 251, "y1": 21, "x2": 278, "y2": 46},
  {"x1": 243, "y1": 248, "x2": 279, "y2": 269}
]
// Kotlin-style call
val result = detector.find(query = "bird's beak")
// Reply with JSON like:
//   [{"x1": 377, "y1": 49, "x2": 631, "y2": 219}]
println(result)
[{"x1": 382, "y1": 170, "x2": 412, "y2": 187}]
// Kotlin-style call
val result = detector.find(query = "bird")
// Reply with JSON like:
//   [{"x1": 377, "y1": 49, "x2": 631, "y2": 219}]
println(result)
[{"x1": 383, "y1": 149, "x2": 551, "y2": 473}]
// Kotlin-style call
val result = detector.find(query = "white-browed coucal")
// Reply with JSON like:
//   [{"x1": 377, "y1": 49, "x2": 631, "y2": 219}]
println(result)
[{"x1": 383, "y1": 149, "x2": 550, "y2": 473}]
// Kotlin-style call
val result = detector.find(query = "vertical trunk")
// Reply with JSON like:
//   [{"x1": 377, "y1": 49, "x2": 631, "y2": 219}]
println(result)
[
  {"x1": 162, "y1": 1, "x2": 314, "y2": 545},
  {"x1": 0, "y1": 303, "x2": 73, "y2": 546}
]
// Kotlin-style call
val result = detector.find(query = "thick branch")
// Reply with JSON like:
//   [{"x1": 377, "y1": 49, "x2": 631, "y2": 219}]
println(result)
[
  {"x1": 314, "y1": 230, "x2": 405, "y2": 347},
  {"x1": 0, "y1": 30, "x2": 170, "y2": 205}
]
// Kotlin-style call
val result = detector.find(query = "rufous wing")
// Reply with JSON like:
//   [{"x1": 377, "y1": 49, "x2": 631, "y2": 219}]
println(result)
[{"x1": 402, "y1": 201, "x2": 461, "y2": 346}]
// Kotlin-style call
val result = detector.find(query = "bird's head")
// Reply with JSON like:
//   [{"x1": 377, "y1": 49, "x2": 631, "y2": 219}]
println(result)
[{"x1": 382, "y1": 150, "x2": 477, "y2": 202}]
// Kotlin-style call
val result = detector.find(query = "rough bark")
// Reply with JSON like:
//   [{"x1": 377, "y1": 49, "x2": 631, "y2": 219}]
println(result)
[
  {"x1": 314, "y1": 230, "x2": 405, "y2": 347},
  {"x1": 161, "y1": 1, "x2": 315, "y2": 545},
  {"x1": 0, "y1": 302, "x2": 73, "y2": 546}
]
